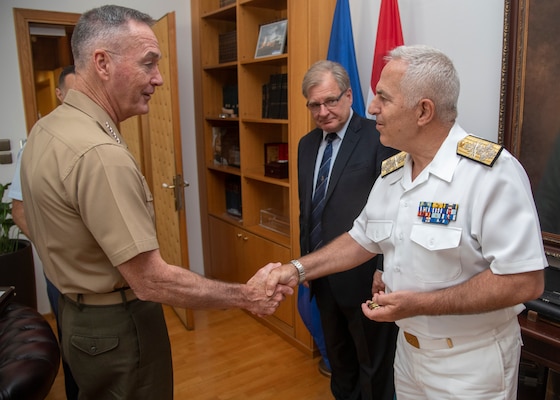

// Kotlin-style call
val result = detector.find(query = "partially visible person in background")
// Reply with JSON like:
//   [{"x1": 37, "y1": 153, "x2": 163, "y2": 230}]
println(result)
[
  {"x1": 8, "y1": 64, "x2": 79, "y2": 400},
  {"x1": 55, "y1": 65, "x2": 76, "y2": 104},
  {"x1": 297, "y1": 60, "x2": 398, "y2": 399}
]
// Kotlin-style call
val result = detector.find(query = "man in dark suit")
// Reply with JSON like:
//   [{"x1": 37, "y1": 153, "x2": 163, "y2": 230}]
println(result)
[{"x1": 297, "y1": 60, "x2": 398, "y2": 400}]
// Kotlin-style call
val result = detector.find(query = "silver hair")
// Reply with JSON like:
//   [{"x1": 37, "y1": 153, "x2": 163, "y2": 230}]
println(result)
[
  {"x1": 302, "y1": 60, "x2": 350, "y2": 98},
  {"x1": 387, "y1": 45, "x2": 460, "y2": 123},
  {"x1": 71, "y1": 5, "x2": 154, "y2": 69}
]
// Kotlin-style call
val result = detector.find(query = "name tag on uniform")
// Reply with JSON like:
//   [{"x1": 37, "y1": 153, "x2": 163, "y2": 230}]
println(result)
[{"x1": 417, "y1": 202, "x2": 459, "y2": 225}]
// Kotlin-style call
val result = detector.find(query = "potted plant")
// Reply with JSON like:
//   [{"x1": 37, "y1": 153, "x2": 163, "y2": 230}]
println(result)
[
  {"x1": 0, "y1": 182, "x2": 37, "y2": 309},
  {"x1": 0, "y1": 182, "x2": 19, "y2": 253}
]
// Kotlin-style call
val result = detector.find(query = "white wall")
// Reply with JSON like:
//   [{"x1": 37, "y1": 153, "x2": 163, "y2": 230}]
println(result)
[
  {"x1": 350, "y1": 0, "x2": 505, "y2": 141},
  {"x1": 0, "y1": 0, "x2": 505, "y2": 314}
]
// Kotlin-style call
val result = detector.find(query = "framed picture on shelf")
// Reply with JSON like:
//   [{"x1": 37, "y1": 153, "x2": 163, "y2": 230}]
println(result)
[
  {"x1": 254, "y1": 20, "x2": 288, "y2": 59},
  {"x1": 264, "y1": 142, "x2": 288, "y2": 179},
  {"x1": 264, "y1": 142, "x2": 288, "y2": 163}
]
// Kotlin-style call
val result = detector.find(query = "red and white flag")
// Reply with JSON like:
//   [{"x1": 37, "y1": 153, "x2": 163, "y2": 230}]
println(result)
[{"x1": 366, "y1": 0, "x2": 404, "y2": 118}]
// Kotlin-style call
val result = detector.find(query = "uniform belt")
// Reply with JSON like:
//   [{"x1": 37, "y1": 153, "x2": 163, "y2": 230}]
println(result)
[
  {"x1": 403, "y1": 331, "x2": 456, "y2": 349},
  {"x1": 403, "y1": 318, "x2": 517, "y2": 350},
  {"x1": 65, "y1": 288, "x2": 137, "y2": 306}
]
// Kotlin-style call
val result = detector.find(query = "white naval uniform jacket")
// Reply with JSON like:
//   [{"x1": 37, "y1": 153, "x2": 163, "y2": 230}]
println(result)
[{"x1": 349, "y1": 123, "x2": 547, "y2": 338}]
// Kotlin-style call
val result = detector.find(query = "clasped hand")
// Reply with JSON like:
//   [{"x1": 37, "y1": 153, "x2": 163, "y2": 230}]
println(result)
[{"x1": 245, "y1": 262, "x2": 294, "y2": 317}]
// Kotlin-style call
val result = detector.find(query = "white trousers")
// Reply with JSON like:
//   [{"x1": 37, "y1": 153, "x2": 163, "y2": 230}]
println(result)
[{"x1": 394, "y1": 317, "x2": 522, "y2": 399}]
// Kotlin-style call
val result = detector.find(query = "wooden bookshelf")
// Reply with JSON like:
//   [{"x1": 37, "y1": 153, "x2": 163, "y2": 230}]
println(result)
[{"x1": 191, "y1": 0, "x2": 336, "y2": 354}]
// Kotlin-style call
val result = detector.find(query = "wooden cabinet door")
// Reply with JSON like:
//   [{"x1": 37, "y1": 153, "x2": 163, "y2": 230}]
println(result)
[
  {"x1": 238, "y1": 230, "x2": 293, "y2": 328},
  {"x1": 208, "y1": 216, "x2": 241, "y2": 282},
  {"x1": 208, "y1": 216, "x2": 294, "y2": 328}
]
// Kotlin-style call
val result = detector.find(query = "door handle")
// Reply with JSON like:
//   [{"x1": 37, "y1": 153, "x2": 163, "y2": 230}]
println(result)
[
  {"x1": 162, "y1": 175, "x2": 189, "y2": 211},
  {"x1": 162, "y1": 181, "x2": 189, "y2": 189}
]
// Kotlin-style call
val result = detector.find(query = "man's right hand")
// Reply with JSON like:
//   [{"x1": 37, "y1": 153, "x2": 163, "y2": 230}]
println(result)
[
  {"x1": 265, "y1": 263, "x2": 299, "y2": 297},
  {"x1": 244, "y1": 262, "x2": 294, "y2": 317}
]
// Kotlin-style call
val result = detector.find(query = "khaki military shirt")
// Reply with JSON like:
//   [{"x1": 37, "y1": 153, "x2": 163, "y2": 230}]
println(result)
[{"x1": 21, "y1": 90, "x2": 159, "y2": 294}]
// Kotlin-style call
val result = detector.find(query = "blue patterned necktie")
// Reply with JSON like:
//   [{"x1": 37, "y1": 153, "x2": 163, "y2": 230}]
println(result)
[{"x1": 309, "y1": 133, "x2": 338, "y2": 251}]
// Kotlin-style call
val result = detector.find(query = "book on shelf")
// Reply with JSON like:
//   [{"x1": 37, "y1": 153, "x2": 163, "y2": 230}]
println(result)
[
  {"x1": 219, "y1": 0, "x2": 236, "y2": 8},
  {"x1": 262, "y1": 83, "x2": 269, "y2": 118},
  {"x1": 219, "y1": 31, "x2": 237, "y2": 64},
  {"x1": 222, "y1": 85, "x2": 238, "y2": 117},
  {"x1": 225, "y1": 175, "x2": 242, "y2": 217},
  {"x1": 262, "y1": 73, "x2": 287, "y2": 119},
  {"x1": 279, "y1": 73, "x2": 288, "y2": 119}
]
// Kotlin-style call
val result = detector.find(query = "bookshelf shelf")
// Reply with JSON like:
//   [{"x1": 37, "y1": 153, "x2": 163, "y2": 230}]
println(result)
[
  {"x1": 203, "y1": 62, "x2": 238, "y2": 71},
  {"x1": 201, "y1": 3, "x2": 236, "y2": 20},
  {"x1": 240, "y1": 54, "x2": 288, "y2": 66},
  {"x1": 240, "y1": 0, "x2": 287, "y2": 10},
  {"x1": 243, "y1": 169, "x2": 290, "y2": 187},
  {"x1": 241, "y1": 118, "x2": 287, "y2": 124}
]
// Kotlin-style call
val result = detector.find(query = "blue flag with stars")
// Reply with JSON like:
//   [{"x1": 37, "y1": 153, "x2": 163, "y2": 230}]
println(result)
[{"x1": 327, "y1": 0, "x2": 366, "y2": 117}]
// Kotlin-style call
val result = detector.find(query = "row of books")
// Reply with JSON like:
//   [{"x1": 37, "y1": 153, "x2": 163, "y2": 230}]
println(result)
[
  {"x1": 262, "y1": 73, "x2": 288, "y2": 119},
  {"x1": 218, "y1": 31, "x2": 237, "y2": 64}
]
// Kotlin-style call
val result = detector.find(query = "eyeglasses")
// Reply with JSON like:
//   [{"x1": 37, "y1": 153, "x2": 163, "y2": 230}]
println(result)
[{"x1": 306, "y1": 90, "x2": 347, "y2": 113}]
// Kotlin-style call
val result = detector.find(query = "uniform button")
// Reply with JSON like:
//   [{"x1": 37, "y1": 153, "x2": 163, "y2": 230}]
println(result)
[
  {"x1": 429, "y1": 238, "x2": 435, "y2": 248},
  {"x1": 91, "y1": 346, "x2": 97, "y2": 353}
]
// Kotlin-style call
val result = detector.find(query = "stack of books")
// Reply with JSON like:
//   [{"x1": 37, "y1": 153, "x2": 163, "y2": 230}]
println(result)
[{"x1": 262, "y1": 73, "x2": 287, "y2": 119}]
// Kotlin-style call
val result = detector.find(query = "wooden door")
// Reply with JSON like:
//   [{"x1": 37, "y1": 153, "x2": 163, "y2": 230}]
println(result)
[
  {"x1": 107, "y1": 13, "x2": 195, "y2": 330},
  {"x1": 146, "y1": 12, "x2": 194, "y2": 330}
]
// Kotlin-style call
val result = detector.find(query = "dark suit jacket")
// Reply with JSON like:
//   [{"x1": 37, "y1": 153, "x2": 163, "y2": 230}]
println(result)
[{"x1": 298, "y1": 113, "x2": 398, "y2": 307}]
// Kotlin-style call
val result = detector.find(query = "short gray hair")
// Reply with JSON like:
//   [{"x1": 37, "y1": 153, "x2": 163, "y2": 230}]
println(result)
[
  {"x1": 71, "y1": 5, "x2": 154, "y2": 69},
  {"x1": 387, "y1": 45, "x2": 460, "y2": 123},
  {"x1": 302, "y1": 60, "x2": 350, "y2": 98}
]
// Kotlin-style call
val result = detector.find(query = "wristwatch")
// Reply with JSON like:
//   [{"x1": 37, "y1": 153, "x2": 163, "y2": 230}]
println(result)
[{"x1": 290, "y1": 259, "x2": 306, "y2": 284}]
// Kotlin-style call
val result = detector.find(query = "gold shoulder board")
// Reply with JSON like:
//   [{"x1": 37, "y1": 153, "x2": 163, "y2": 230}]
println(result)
[
  {"x1": 456, "y1": 135, "x2": 503, "y2": 167},
  {"x1": 381, "y1": 151, "x2": 407, "y2": 177}
]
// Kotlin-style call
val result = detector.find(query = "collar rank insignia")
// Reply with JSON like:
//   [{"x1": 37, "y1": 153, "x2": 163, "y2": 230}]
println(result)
[
  {"x1": 418, "y1": 201, "x2": 459, "y2": 225},
  {"x1": 457, "y1": 135, "x2": 503, "y2": 167},
  {"x1": 381, "y1": 151, "x2": 407, "y2": 177}
]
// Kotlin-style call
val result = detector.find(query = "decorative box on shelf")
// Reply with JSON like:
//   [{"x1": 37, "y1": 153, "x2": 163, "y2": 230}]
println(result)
[
  {"x1": 264, "y1": 142, "x2": 288, "y2": 178},
  {"x1": 259, "y1": 209, "x2": 289, "y2": 236},
  {"x1": 265, "y1": 161, "x2": 288, "y2": 179}
]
